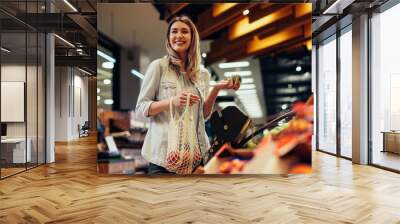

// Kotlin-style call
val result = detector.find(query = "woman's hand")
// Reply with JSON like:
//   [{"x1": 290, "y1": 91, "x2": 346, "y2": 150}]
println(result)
[
  {"x1": 172, "y1": 91, "x2": 200, "y2": 107},
  {"x1": 214, "y1": 77, "x2": 240, "y2": 91}
]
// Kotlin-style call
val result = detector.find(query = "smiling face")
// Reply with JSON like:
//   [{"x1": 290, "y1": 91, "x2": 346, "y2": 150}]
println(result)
[{"x1": 169, "y1": 21, "x2": 192, "y2": 57}]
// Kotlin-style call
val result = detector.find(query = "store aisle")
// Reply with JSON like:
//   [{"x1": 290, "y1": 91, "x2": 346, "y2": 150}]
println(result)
[{"x1": 0, "y1": 136, "x2": 399, "y2": 223}]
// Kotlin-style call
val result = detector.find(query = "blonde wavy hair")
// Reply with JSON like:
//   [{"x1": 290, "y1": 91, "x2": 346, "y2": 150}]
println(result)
[{"x1": 165, "y1": 15, "x2": 201, "y2": 82}]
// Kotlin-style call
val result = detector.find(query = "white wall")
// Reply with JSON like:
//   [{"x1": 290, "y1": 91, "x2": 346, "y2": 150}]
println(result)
[
  {"x1": 1, "y1": 63, "x2": 46, "y2": 163},
  {"x1": 55, "y1": 67, "x2": 89, "y2": 141},
  {"x1": 72, "y1": 72, "x2": 89, "y2": 138},
  {"x1": 55, "y1": 67, "x2": 69, "y2": 141},
  {"x1": 1, "y1": 65, "x2": 32, "y2": 138}
]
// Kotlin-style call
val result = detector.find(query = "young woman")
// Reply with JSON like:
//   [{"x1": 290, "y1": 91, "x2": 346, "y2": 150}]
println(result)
[{"x1": 135, "y1": 16, "x2": 240, "y2": 174}]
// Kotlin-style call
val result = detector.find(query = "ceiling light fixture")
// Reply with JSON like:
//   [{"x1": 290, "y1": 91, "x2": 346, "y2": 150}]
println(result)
[
  {"x1": 54, "y1": 34, "x2": 75, "y2": 48},
  {"x1": 218, "y1": 102, "x2": 238, "y2": 108},
  {"x1": 78, "y1": 67, "x2": 92, "y2": 76},
  {"x1": 102, "y1": 61, "x2": 114, "y2": 69},
  {"x1": 224, "y1": 70, "x2": 252, "y2": 77},
  {"x1": 202, "y1": 53, "x2": 207, "y2": 58},
  {"x1": 131, "y1": 69, "x2": 145, "y2": 80},
  {"x1": 103, "y1": 79, "x2": 111, "y2": 85},
  {"x1": 237, "y1": 95, "x2": 258, "y2": 101},
  {"x1": 63, "y1": 0, "x2": 78, "y2": 12},
  {"x1": 1, "y1": 47, "x2": 11, "y2": 53},
  {"x1": 296, "y1": 66, "x2": 302, "y2": 72},
  {"x1": 104, "y1": 99, "x2": 114, "y2": 105},
  {"x1": 236, "y1": 89, "x2": 257, "y2": 95},
  {"x1": 218, "y1": 90, "x2": 228, "y2": 96},
  {"x1": 239, "y1": 84, "x2": 256, "y2": 90},
  {"x1": 241, "y1": 78, "x2": 254, "y2": 84},
  {"x1": 240, "y1": 98, "x2": 263, "y2": 118},
  {"x1": 97, "y1": 50, "x2": 116, "y2": 63},
  {"x1": 243, "y1": 9, "x2": 250, "y2": 16},
  {"x1": 219, "y1": 61, "x2": 249, "y2": 69}
]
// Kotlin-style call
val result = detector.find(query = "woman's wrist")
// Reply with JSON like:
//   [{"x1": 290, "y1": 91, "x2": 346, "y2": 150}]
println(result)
[{"x1": 212, "y1": 85, "x2": 221, "y2": 93}]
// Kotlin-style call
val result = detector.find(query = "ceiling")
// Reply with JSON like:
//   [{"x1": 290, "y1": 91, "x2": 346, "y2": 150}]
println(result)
[
  {"x1": 97, "y1": 3, "x2": 168, "y2": 61},
  {"x1": 1, "y1": 1, "x2": 315, "y2": 122},
  {"x1": 154, "y1": 3, "x2": 312, "y2": 120},
  {"x1": 0, "y1": 0, "x2": 97, "y2": 73}
]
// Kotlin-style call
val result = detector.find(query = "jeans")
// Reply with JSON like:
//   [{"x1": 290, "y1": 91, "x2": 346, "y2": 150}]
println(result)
[{"x1": 148, "y1": 163, "x2": 175, "y2": 174}]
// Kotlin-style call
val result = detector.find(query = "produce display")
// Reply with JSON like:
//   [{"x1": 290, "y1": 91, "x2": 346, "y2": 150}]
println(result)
[{"x1": 203, "y1": 98, "x2": 313, "y2": 174}]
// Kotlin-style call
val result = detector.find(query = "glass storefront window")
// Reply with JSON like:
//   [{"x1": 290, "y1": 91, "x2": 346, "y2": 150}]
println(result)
[
  {"x1": 1, "y1": 31, "x2": 28, "y2": 177},
  {"x1": 317, "y1": 35, "x2": 337, "y2": 154},
  {"x1": 339, "y1": 27, "x2": 352, "y2": 158},
  {"x1": 0, "y1": 2, "x2": 46, "y2": 179},
  {"x1": 371, "y1": 3, "x2": 400, "y2": 171}
]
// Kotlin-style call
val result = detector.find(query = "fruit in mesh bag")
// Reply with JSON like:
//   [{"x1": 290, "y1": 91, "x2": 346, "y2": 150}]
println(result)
[
  {"x1": 176, "y1": 150, "x2": 191, "y2": 173},
  {"x1": 193, "y1": 148, "x2": 202, "y2": 165},
  {"x1": 176, "y1": 148, "x2": 203, "y2": 174},
  {"x1": 165, "y1": 150, "x2": 181, "y2": 170},
  {"x1": 166, "y1": 143, "x2": 195, "y2": 174}
]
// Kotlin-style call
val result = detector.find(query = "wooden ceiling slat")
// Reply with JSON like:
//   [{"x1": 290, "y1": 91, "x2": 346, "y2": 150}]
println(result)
[
  {"x1": 212, "y1": 3, "x2": 238, "y2": 17},
  {"x1": 248, "y1": 4, "x2": 287, "y2": 23},
  {"x1": 295, "y1": 3, "x2": 312, "y2": 18},
  {"x1": 228, "y1": 5, "x2": 293, "y2": 41},
  {"x1": 246, "y1": 28, "x2": 311, "y2": 58},
  {"x1": 167, "y1": 4, "x2": 189, "y2": 15},
  {"x1": 207, "y1": 12, "x2": 311, "y2": 64},
  {"x1": 207, "y1": 37, "x2": 248, "y2": 64},
  {"x1": 164, "y1": 3, "x2": 189, "y2": 20},
  {"x1": 208, "y1": 25, "x2": 309, "y2": 64},
  {"x1": 247, "y1": 26, "x2": 304, "y2": 54},
  {"x1": 274, "y1": 39, "x2": 311, "y2": 55},
  {"x1": 197, "y1": 4, "x2": 257, "y2": 39}
]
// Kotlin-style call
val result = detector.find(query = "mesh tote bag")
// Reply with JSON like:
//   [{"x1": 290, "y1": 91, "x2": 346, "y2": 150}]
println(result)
[{"x1": 165, "y1": 93, "x2": 202, "y2": 174}]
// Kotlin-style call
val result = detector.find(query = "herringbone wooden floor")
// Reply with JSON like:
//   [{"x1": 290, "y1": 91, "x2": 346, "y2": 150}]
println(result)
[{"x1": 1, "y1": 135, "x2": 400, "y2": 224}]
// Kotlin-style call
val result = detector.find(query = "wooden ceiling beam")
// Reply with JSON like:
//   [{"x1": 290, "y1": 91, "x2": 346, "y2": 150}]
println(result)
[
  {"x1": 247, "y1": 25, "x2": 304, "y2": 54},
  {"x1": 228, "y1": 5, "x2": 293, "y2": 41},
  {"x1": 226, "y1": 23, "x2": 311, "y2": 62},
  {"x1": 248, "y1": 4, "x2": 287, "y2": 23},
  {"x1": 197, "y1": 3, "x2": 257, "y2": 39},
  {"x1": 206, "y1": 10, "x2": 311, "y2": 64},
  {"x1": 245, "y1": 24, "x2": 312, "y2": 59},
  {"x1": 273, "y1": 40, "x2": 311, "y2": 55},
  {"x1": 164, "y1": 3, "x2": 189, "y2": 20}
]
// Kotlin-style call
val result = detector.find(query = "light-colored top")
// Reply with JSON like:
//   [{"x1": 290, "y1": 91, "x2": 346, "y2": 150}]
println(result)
[{"x1": 135, "y1": 57, "x2": 212, "y2": 167}]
